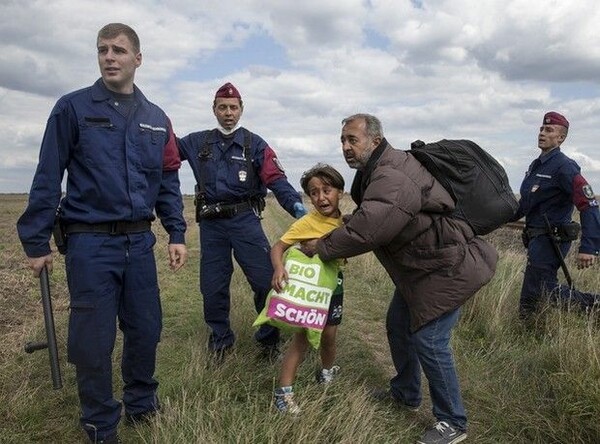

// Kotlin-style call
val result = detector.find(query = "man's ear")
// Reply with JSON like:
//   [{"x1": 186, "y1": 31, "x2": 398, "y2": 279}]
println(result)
[{"x1": 558, "y1": 132, "x2": 567, "y2": 143}]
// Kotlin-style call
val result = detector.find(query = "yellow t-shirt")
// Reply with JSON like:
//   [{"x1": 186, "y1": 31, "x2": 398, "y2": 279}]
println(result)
[{"x1": 280, "y1": 210, "x2": 342, "y2": 246}]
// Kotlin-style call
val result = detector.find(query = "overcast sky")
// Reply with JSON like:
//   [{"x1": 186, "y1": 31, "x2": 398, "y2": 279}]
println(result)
[{"x1": 2, "y1": 0, "x2": 600, "y2": 196}]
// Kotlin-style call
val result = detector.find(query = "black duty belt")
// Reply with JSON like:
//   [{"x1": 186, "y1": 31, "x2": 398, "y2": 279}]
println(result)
[
  {"x1": 65, "y1": 220, "x2": 152, "y2": 235},
  {"x1": 525, "y1": 227, "x2": 548, "y2": 238},
  {"x1": 223, "y1": 201, "x2": 253, "y2": 213},
  {"x1": 197, "y1": 201, "x2": 254, "y2": 220}
]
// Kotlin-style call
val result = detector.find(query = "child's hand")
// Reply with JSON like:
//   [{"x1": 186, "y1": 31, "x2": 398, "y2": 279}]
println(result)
[{"x1": 271, "y1": 267, "x2": 289, "y2": 293}]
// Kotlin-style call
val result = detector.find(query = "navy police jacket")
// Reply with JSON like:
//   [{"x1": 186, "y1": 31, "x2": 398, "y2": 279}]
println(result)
[
  {"x1": 178, "y1": 127, "x2": 301, "y2": 215},
  {"x1": 17, "y1": 79, "x2": 186, "y2": 258},
  {"x1": 517, "y1": 148, "x2": 600, "y2": 255}
]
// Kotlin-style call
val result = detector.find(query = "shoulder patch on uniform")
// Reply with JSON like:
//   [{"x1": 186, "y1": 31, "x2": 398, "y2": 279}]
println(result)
[{"x1": 582, "y1": 184, "x2": 595, "y2": 199}]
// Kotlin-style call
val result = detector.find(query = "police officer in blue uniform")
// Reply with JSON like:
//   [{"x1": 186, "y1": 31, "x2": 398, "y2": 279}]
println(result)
[
  {"x1": 517, "y1": 111, "x2": 600, "y2": 319},
  {"x1": 178, "y1": 82, "x2": 306, "y2": 360},
  {"x1": 17, "y1": 23, "x2": 187, "y2": 444}
]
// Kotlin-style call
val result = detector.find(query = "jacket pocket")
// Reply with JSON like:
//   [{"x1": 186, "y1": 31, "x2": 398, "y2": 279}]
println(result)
[
  {"x1": 67, "y1": 298, "x2": 102, "y2": 367},
  {"x1": 79, "y1": 117, "x2": 123, "y2": 167},
  {"x1": 397, "y1": 243, "x2": 465, "y2": 274},
  {"x1": 138, "y1": 123, "x2": 167, "y2": 170}
]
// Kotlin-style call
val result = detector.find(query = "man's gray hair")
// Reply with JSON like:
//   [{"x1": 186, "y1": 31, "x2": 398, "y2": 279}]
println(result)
[{"x1": 342, "y1": 114, "x2": 384, "y2": 139}]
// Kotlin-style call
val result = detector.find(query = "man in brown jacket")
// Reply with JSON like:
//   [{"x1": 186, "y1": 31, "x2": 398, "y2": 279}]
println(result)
[{"x1": 305, "y1": 114, "x2": 497, "y2": 444}]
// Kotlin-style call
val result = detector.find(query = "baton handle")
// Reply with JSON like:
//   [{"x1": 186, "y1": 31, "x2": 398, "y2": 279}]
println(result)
[
  {"x1": 39, "y1": 266, "x2": 63, "y2": 389},
  {"x1": 24, "y1": 341, "x2": 48, "y2": 353}
]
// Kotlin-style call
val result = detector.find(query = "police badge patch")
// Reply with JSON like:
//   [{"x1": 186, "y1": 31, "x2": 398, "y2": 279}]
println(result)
[{"x1": 582, "y1": 184, "x2": 595, "y2": 199}]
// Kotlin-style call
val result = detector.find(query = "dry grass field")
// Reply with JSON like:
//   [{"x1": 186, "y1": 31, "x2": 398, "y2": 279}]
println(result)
[{"x1": 1, "y1": 193, "x2": 599, "y2": 443}]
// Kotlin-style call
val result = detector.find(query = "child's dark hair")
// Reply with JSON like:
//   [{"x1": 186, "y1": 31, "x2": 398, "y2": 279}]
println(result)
[{"x1": 300, "y1": 163, "x2": 345, "y2": 194}]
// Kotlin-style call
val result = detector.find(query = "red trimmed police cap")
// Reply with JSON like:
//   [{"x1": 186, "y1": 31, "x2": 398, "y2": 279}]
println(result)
[
  {"x1": 543, "y1": 111, "x2": 569, "y2": 128},
  {"x1": 215, "y1": 82, "x2": 241, "y2": 99}
]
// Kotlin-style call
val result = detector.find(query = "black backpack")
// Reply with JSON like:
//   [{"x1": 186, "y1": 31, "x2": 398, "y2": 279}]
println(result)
[{"x1": 409, "y1": 139, "x2": 519, "y2": 235}]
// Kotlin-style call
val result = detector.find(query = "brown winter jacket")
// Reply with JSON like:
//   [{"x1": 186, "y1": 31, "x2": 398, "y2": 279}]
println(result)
[{"x1": 317, "y1": 139, "x2": 498, "y2": 331}]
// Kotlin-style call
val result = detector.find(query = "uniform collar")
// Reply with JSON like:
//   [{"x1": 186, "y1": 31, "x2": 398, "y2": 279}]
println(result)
[
  {"x1": 91, "y1": 78, "x2": 146, "y2": 104},
  {"x1": 215, "y1": 126, "x2": 246, "y2": 144},
  {"x1": 539, "y1": 146, "x2": 561, "y2": 164},
  {"x1": 216, "y1": 124, "x2": 240, "y2": 136}
]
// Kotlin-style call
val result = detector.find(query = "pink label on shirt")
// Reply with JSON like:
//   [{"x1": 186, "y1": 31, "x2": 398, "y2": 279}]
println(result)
[{"x1": 266, "y1": 296, "x2": 328, "y2": 330}]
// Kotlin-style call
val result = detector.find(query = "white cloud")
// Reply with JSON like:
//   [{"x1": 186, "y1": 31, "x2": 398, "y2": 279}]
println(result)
[
  {"x1": 0, "y1": 87, "x2": 53, "y2": 165},
  {"x1": 565, "y1": 151, "x2": 600, "y2": 173},
  {"x1": 1, "y1": 0, "x2": 600, "y2": 193}
]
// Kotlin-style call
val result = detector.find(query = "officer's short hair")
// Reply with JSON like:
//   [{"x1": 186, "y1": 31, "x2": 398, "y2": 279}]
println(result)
[
  {"x1": 98, "y1": 23, "x2": 140, "y2": 54},
  {"x1": 300, "y1": 163, "x2": 345, "y2": 194}
]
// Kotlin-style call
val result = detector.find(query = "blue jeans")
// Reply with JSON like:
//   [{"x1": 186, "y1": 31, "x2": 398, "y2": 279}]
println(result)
[{"x1": 386, "y1": 289, "x2": 467, "y2": 431}]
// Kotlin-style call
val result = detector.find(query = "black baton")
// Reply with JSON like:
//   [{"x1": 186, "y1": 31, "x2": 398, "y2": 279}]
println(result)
[
  {"x1": 24, "y1": 266, "x2": 63, "y2": 389},
  {"x1": 543, "y1": 214, "x2": 574, "y2": 290}
]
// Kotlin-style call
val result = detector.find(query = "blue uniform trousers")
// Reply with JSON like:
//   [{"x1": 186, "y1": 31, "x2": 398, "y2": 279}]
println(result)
[
  {"x1": 386, "y1": 290, "x2": 467, "y2": 431},
  {"x1": 199, "y1": 210, "x2": 279, "y2": 351},
  {"x1": 65, "y1": 232, "x2": 161, "y2": 441},
  {"x1": 520, "y1": 235, "x2": 599, "y2": 317}
]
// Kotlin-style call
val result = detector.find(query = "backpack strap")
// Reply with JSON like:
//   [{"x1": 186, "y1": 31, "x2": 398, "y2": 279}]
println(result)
[
  {"x1": 194, "y1": 129, "x2": 219, "y2": 207},
  {"x1": 242, "y1": 128, "x2": 255, "y2": 190},
  {"x1": 195, "y1": 128, "x2": 257, "y2": 202},
  {"x1": 241, "y1": 128, "x2": 267, "y2": 215}
]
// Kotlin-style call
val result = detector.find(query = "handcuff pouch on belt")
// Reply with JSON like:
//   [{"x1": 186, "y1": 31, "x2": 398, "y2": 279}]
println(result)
[
  {"x1": 52, "y1": 207, "x2": 67, "y2": 255},
  {"x1": 556, "y1": 221, "x2": 581, "y2": 242},
  {"x1": 522, "y1": 221, "x2": 581, "y2": 248}
]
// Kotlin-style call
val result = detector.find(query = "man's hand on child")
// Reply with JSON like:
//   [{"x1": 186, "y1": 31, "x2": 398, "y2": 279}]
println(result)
[{"x1": 299, "y1": 239, "x2": 318, "y2": 257}]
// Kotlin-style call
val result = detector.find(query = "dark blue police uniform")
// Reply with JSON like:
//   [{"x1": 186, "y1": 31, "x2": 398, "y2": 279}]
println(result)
[
  {"x1": 517, "y1": 148, "x2": 600, "y2": 316},
  {"x1": 17, "y1": 79, "x2": 186, "y2": 441},
  {"x1": 178, "y1": 127, "x2": 302, "y2": 352}
]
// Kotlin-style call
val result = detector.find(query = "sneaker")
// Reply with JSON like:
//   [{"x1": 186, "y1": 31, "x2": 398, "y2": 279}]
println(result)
[
  {"x1": 316, "y1": 365, "x2": 340, "y2": 384},
  {"x1": 84, "y1": 424, "x2": 120, "y2": 444},
  {"x1": 274, "y1": 387, "x2": 301, "y2": 414},
  {"x1": 91, "y1": 433, "x2": 120, "y2": 444},
  {"x1": 369, "y1": 388, "x2": 420, "y2": 412},
  {"x1": 416, "y1": 421, "x2": 467, "y2": 444}
]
